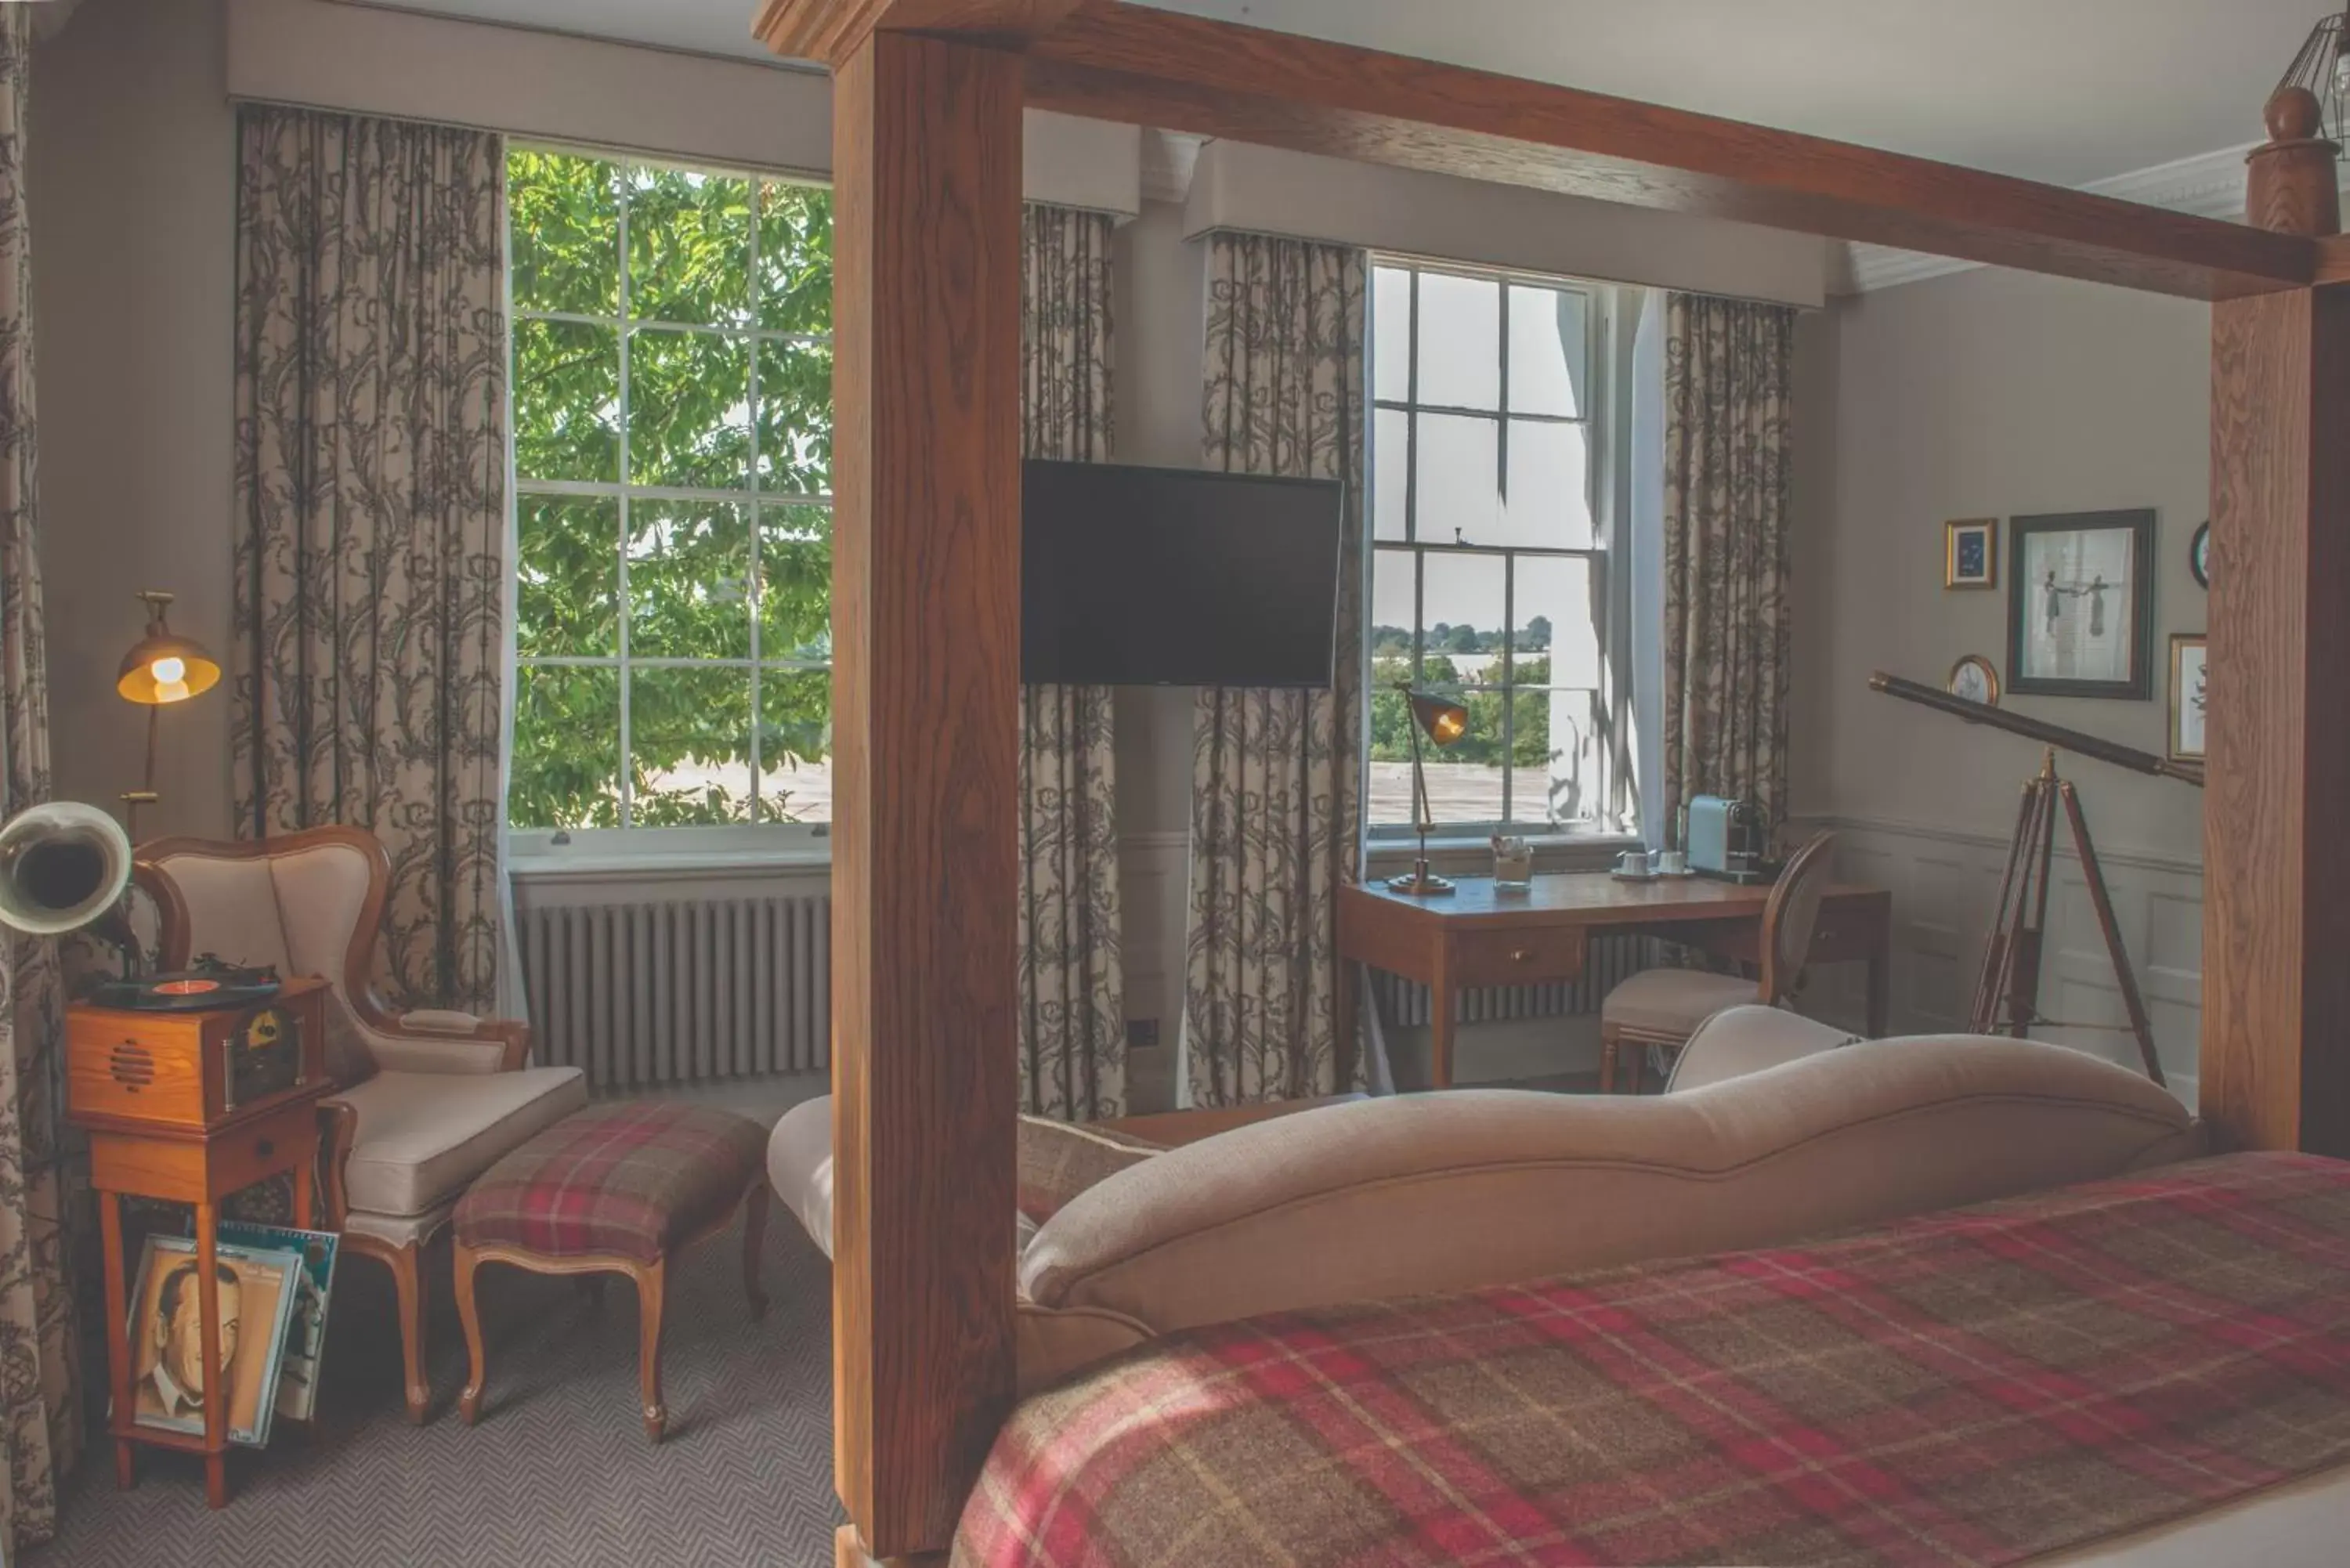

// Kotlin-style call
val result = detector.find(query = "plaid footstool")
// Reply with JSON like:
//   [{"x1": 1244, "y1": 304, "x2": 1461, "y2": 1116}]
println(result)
[{"x1": 452, "y1": 1101, "x2": 770, "y2": 1441}]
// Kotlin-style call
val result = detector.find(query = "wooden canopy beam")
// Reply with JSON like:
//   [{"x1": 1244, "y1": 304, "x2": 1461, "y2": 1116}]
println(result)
[
  {"x1": 755, "y1": 0, "x2": 1088, "y2": 65},
  {"x1": 1018, "y1": 5, "x2": 2312, "y2": 302}
]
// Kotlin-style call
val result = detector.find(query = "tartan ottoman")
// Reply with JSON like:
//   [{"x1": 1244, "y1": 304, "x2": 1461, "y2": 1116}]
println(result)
[{"x1": 451, "y1": 1101, "x2": 770, "y2": 1442}]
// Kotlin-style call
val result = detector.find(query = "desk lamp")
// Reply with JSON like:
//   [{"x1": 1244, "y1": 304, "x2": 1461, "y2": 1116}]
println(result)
[
  {"x1": 116, "y1": 591, "x2": 221, "y2": 839},
  {"x1": 1386, "y1": 686, "x2": 1470, "y2": 898}
]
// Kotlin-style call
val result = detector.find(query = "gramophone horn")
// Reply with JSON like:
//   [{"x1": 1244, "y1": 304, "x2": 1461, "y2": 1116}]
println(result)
[{"x1": 0, "y1": 802, "x2": 131, "y2": 936}]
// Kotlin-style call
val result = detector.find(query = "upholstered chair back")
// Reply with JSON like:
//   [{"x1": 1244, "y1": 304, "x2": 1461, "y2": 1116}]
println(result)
[{"x1": 1759, "y1": 833, "x2": 1838, "y2": 1006}]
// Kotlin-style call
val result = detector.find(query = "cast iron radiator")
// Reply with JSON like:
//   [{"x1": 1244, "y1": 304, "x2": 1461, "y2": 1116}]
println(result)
[
  {"x1": 515, "y1": 895, "x2": 831, "y2": 1091},
  {"x1": 1368, "y1": 931, "x2": 1654, "y2": 1026}
]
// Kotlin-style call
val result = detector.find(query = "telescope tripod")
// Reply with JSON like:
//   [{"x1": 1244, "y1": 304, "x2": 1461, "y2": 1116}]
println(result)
[{"x1": 1972, "y1": 751, "x2": 2164, "y2": 1086}]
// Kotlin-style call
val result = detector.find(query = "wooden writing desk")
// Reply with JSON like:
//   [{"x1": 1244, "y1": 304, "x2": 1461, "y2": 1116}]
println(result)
[{"x1": 1337, "y1": 875, "x2": 1892, "y2": 1089}]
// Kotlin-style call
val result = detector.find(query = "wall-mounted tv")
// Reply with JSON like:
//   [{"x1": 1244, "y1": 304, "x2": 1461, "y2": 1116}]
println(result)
[{"x1": 1021, "y1": 459, "x2": 1343, "y2": 688}]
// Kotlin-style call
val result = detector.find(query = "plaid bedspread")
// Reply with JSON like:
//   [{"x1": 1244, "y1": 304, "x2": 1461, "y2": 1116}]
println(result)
[{"x1": 956, "y1": 1152, "x2": 2350, "y2": 1568}]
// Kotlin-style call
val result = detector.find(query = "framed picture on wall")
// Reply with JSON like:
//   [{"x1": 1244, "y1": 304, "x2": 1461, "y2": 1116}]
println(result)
[
  {"x1": 1944, "y1": 519, "x2": 1998, "y2": 589},
  {"x1": 2169, "y1": 633, "x2": 2207, "y2": 762},
  {"x1": 2005, "y1": 511, "x2": 2156, "y2": 699}
]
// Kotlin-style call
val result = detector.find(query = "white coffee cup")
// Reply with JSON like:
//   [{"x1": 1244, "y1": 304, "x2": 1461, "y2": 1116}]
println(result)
[
  {"x1": 1617, "y1": 850, "x2": 1651, "y2": 877},
  {"x1": 1657, "y1": 849, "x2": 1689, "y2": 876}
]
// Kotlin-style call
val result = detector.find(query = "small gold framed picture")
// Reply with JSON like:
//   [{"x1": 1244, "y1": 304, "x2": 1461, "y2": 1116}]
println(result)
[
  {"x1": 1945, "y1": 518, "x2": 1998, "y2": 590},
  {"x1": 2168, "y1": 633, "x2": 2207, "y2": 763}
]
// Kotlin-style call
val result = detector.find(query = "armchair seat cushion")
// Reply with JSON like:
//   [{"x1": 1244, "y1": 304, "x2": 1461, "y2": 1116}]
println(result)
[
  {"x1": 337, "y1": 1066, "x2": 588, "y2": 1218},
  {"x1": 1601, "y1": 968, "x2": 1760, "y2": 1039}
]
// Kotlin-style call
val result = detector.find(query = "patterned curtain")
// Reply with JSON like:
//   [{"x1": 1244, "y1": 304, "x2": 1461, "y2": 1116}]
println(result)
[
  {"x1": 0, "y1": 13, "x2": 80, "y2": 1550},
  {"x1": 1019, "y1": 205, "x2": 1124, "y2": 1122},
  {"x1": 1184, "y1": 233, "x2": 1366, "y2": 1107},
  {"x1": 232, "y1": 106, "x2": 507, "y2": 1013},
  {"x1": 1661, "y1": 292, "x2": 1796, "y2": 845}
]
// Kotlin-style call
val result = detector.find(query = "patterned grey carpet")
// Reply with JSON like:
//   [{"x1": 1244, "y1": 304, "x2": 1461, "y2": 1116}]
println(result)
[{"x1": 35, "y1": 1212, "x2": 844, "y2": 1566}]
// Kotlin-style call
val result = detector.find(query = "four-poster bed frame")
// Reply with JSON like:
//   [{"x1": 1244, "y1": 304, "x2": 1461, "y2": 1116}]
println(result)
[{"x1": 751, "y1": 2, "x2": 2350, "y2": 1559}]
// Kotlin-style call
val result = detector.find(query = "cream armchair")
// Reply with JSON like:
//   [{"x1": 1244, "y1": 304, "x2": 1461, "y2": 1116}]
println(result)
[{"x1": 136, "y1": 826, "x2": 585, "y2": 1422}]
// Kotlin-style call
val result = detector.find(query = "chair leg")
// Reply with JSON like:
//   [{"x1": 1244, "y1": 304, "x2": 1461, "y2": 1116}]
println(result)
[
  {"x1": 743, "y1": 1181, "x2": 771, "y2": 1322},
  {"x1": 456, "y1": 1243, "x2": 488, "y2": 1426},
  {"x1": 385, "y1": 1241, "x2": 430, "y2": 1424},
  {"x1": 1600, "y1": 1022, "x2": 1621, "y2": 1095},
  {"x1": 638, "y1": 1256, "x2": 668, "y2": 1443}
]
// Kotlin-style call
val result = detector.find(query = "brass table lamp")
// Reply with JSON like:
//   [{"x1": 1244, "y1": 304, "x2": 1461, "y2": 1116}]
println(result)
[
  {"x1": 1386, "y1": 686, "x2": 1470, "y2": 898},
  {"x1": 116, "y1": 591, "x2": 221, "y2": 839}
]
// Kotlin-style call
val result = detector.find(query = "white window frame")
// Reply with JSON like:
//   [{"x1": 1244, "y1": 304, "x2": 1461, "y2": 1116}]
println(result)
[
  {"x1": 508, "y1": 145, "x2": 835, "y2": 861},
  {"x1": 1363, "y1": 256, "x2": 1640, "y2": 847}
]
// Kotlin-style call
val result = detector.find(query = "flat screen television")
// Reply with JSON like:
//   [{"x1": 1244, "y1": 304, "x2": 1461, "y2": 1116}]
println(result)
[{"x1": 1021, "y1": 459, "x2": 1343, "y2": 688}]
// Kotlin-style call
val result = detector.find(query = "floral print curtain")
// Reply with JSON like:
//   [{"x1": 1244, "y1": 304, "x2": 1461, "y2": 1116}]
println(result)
[
  {"x1": 1661, "y1": 292, "x2": 1796, "y2": 844},
  {"x1": 232, "y1": 106, "x2": 508, "y2": 1013},
  {"x1": 1184, "y1": 233, "x2": 1366, "y2": 1106},
  {"x1": 1019, "y1": 205, "x2": 1125, "y2": 1122},
  {"x1": 0, "y1": 12, "x2": 81, "y2": 1551}
]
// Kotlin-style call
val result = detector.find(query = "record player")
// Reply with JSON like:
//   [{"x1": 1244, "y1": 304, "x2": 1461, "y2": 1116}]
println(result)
[{"x1": 67, "y1": 972, "x2": 326, "y2": 1133}]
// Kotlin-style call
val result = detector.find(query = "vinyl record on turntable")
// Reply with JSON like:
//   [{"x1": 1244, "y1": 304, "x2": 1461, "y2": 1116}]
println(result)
[{"x1": 94, "y1": 966, "x2": 282, "y2": 1013}]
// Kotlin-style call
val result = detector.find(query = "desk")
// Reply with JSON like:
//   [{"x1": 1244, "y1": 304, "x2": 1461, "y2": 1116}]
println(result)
[{"x1": 1337, "y1": 876, "x2": 1892, "y2": 1089}]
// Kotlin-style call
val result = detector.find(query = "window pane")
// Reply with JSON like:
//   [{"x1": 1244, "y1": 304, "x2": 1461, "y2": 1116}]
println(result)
[
  {"x1": 757, "y1": 667, "x2": 833, "y2": 823},
  {"x1": 760, "y1": 504, "x2": 833, "y2": 660},
  {"x1": 1499, "y1": 417, "x2": 1595, "y2": 549},
  {"x1": 757, "y1": 339, "x2": 834, "y2": 495},
  {"x1": 759, "y1": 181, "x2": 833, "y2": 334},
  {"x1": 625, "y1": 164, "x2": 751, "y2": 327},
  {"x1": 630, "y1": 328, "x2": 751, "y2": 490},
  {"x1": 1415, "y1": 272, "x2": 1499, "y2": 410},
  {"x1": 631, "y1": 667, "x2": 753, "y2": 826},
  {"x1": 1419, "y1": 551, "x2": 1505, "y2": 689},
  {"x1": 1369, "y1": 547, "x2": 1418, "y2": 670},
  {"x1": 1372, "y1": 408, "x2": 1410, "y2": 542},
  {"x1": 1509, "y1": 285, "x2": 1588, "y2": 418},
  {"x1": 510, "y1": 151, "x2": 618, "y2": 317},
  {"x1": 515, "y1": 497, "x2": 618, "y2": 658},
  {"x1": 1372, "y1": 266, "x2": 1413, "y2": 403},
  {"x1": 514, "y1": 319, "x2": 619, "y2": 482},
  {"x1": 1526, "y1": 688, "x2": 1606, "y2": 828},
  {"x1": 1414, "y1": 413, "x2": 1499, "y2": 545},
  {"x1": 628, "y1": 501, "x2": 751, "y2": 659},
  {"x1": 1515, "y1": 555, "x2": 1602, "y2": 689},
  {"x1": 510, "y1": 665, "x2": 622, "y2": 830}
]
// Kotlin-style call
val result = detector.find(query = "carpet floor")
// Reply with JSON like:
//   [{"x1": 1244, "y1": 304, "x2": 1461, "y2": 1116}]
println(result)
[{"x1": 36, "y1": 1210, "x2": 844, "y2": 1567}]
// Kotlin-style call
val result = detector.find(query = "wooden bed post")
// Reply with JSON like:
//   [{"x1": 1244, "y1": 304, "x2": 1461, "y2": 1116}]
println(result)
[
  {"x1": 822, "y1": 23, "x2": 1025, "y2": 1565},
  {"x1": 2203, "y1": 154, "x2": 2350, "y2": 1154}
]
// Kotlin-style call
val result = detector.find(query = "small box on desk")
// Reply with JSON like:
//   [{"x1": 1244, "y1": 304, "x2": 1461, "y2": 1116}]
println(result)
[{"x1": 67, "y1": 977, "x2": 329, "y2": 1133}]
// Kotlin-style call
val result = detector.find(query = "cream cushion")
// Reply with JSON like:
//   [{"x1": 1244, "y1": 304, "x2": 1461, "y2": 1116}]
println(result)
[
  {"x1": 1018, "y1": 1036, "x2": 2204, "y2": 1390},
  {"x1": 1602, "y1": 966, "x2": 1759, "y2": 1036},
  {"x1": 335, "y1": 1066, "x2": 587, "y2": 1217},
  {"x1": 1665, "y1": 1006, "x2": 1858, "y2": 1093}
]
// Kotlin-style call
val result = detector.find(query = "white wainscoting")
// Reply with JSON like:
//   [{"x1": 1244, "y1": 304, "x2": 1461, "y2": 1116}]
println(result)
[{"x1": 1794, "y1": 814, "x2": 2202, "y2": 1106}]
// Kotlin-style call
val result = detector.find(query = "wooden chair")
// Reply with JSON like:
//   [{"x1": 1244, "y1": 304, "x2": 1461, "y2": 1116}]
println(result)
[
  {"x1": 1597, "y1": 833, "x2": 1839, "y2": 1094},
  {"x1": 136, "y1": 826, "x2": 586, "y2": 1422}
]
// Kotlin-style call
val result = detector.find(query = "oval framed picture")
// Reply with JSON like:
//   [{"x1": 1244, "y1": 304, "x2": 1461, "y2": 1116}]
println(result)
[
  {"x1": 2191, "y1": 521, "x2": 2211, "y2": 590},
  {"x1": 1947, "y1": 654, "x2": 2001, "y2": 707}
]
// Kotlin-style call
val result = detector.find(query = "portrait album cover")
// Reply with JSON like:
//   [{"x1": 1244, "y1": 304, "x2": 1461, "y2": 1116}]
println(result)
[
  {"x1": 124, "y1": 1235, "x2": 306, "y2": 1448},
  {"x1": 216, "y1": 1221, "x2": 340, "y2": 1424}
]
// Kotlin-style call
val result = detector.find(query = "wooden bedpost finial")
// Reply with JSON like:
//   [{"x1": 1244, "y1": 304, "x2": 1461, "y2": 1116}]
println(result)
[{"x1": 2247, "y1": 85, "x2": 2342, "y2": 236}]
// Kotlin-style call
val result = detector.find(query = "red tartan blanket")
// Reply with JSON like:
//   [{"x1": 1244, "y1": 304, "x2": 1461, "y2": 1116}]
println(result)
[{"x1": 956, "y1": 1152, "x2": 2350, "y2": 1568}]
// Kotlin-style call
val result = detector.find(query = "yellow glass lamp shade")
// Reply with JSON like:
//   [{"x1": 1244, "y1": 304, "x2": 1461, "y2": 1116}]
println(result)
[{"x1": 118, "y1": 628, "x2": 220, "y2": 706}]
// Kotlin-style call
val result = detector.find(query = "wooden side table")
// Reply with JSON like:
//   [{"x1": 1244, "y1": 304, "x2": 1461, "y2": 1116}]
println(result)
[{"x1": 70, "y1": 979, "x2": 331, "y2": 1508}]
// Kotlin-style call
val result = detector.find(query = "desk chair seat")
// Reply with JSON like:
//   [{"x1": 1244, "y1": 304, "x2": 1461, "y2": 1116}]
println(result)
[
  {"x1": 1600, "y1": 834, "x2": 1838, "y2": 1093},
  {"x1": 136, "y1": 825, "x2": 576, "y2": 1424}
]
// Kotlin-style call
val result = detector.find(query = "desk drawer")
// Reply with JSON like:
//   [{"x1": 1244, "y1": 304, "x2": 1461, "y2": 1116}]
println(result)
[{"x1": 1452, "y1": 926, "x2": 1587, "y2": 988}]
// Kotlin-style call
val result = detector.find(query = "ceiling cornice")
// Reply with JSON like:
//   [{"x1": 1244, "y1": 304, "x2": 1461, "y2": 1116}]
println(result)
[
  {"x1": 1845, "y1": 141, "x2": 2301, "y2": 293},
  {"x1": 1140, "y1": 129, "x2": 1204, "y2": 204}
]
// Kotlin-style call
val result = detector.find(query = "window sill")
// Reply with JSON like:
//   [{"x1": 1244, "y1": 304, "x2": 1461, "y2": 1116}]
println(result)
[{"x1": 508, "y1": 838, "x2": 833, "y2": 884}]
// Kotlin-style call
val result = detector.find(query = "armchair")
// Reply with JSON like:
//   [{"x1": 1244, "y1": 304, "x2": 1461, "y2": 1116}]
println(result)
[{"x1": 136, "y1": 826, "x2": 585, "y2": 1422}]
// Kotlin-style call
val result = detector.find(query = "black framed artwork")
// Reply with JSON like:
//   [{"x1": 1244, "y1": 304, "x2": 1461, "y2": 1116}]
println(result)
[{"x1": 2005, "y1": 510, "x2": 2156, "y2": 700}]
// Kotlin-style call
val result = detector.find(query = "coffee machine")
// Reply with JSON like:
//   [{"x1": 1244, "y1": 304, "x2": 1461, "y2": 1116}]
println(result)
[{"x1": 1683, "y1": 795, "x2": 1770, "y2": 885}]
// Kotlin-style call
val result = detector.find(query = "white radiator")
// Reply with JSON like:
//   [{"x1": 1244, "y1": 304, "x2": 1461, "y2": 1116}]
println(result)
[
  {"x1": 515, "y1": 895, "x2": 831, "y2": 1091},
  {"x1": 1371, "y1": 932, "x2": 1654, "y2": 1025}
]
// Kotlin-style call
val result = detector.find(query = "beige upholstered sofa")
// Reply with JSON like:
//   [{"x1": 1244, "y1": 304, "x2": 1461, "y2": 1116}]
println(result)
[{"x1": 771, "y1": 1010, "x2": 2201, "y2": 1393}]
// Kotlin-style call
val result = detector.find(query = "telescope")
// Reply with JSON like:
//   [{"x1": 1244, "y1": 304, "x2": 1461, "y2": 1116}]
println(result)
[{"x1": 0, "y1": 802, "x2": 136, "y2": 970}]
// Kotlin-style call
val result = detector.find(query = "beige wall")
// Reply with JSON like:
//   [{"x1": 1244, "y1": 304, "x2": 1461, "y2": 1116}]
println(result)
[
  {"x1": 34, "y1": 0, "x2": 237, "y2": 838},
  {"x1": 1791, "y1": 266, "x2": 2209, "y2": 1093}
]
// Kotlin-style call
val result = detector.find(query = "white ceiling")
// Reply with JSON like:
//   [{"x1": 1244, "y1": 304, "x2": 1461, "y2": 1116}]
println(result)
[{"x1": 357, "y1": 0, "x2": 2322, "y2": 187}]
